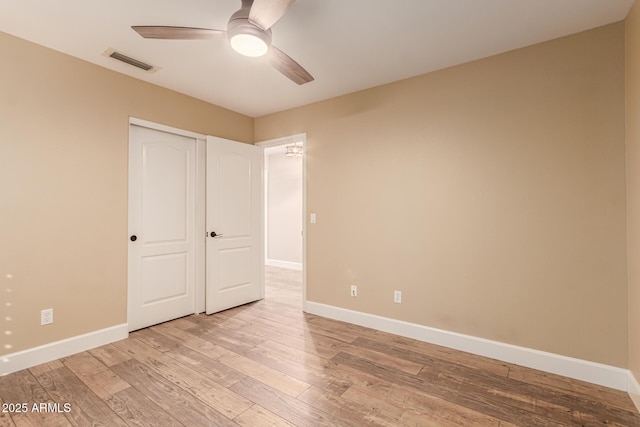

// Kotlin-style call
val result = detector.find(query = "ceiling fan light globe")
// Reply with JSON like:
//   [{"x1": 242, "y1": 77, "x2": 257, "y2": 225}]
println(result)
[
  {"x1": 227, "y1": 15, "x2": 272, "y2": 58},
  {"x1": 230, "y1": 33, "x2": 269, "y2": 57}
]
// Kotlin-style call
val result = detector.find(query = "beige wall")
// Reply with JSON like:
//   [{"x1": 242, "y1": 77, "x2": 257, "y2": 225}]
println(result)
[
  {"x1": 256, "y1": 23, "x2": 627, "y2": 367},
  {"x1": 627, "y1": 2, "x2": 640, "y2": 380},
  {"x1": 0, "y1": 31, "x2": 252, "y2": 356}
]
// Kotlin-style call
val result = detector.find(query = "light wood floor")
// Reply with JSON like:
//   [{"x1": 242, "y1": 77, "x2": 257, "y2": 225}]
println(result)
[{"x1": 1, "y1": 266, "x2": 639, "y2": 426}]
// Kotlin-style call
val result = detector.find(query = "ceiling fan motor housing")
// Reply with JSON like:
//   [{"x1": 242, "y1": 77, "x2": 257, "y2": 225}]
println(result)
[{"x1": 227, "y1": 7, "x2": 273, "y2": 56}]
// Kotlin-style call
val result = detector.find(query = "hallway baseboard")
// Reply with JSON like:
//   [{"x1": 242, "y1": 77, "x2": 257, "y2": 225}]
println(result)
[{"x1": 266, "y1": 259, "x2": 302, "y2": 271}]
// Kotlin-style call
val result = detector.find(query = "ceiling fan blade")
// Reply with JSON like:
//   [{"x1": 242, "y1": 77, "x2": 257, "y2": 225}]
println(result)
[
  {"x1": 269, "y1": 46, "x2": 313, "y2": 85},
  {"x1": 132, "y1": 26, "x2": 225, "y2": 40},
  {"x1": 249, "y1": 0, "x2": 295, "y2": 30}
]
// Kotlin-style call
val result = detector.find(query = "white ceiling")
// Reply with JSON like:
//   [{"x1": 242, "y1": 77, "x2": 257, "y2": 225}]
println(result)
[{"x1": 0, "y1": 0, "x2": 634, "y2": 117}]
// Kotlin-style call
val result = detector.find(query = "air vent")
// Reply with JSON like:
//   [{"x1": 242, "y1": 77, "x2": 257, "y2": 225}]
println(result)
[{"x1": 102, "y1": 48, "x2": 160, "y2": 73}]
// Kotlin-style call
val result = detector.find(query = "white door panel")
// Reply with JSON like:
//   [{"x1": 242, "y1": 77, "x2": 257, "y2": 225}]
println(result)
[
  {"x1": 129, "y1": 124, "x2": 198, "y2": 331},
  {"x1": 219, "y1": 153, "x2": 252, "y2": 237},
  {"x1": 141, "y1": 253, "x2": 188, "y2": 303},
  {"x1": 206, "y1": 136, "x2": 263, "y2": 314}
]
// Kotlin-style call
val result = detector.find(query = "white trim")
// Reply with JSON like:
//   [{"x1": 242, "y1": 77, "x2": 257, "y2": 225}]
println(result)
[
  {"x1": 256, "y1": 133, "x2": 306, "y2": 150},
  {"x1": 629, "y1": 371, "x2": 640, "y2": 411},
  {"x1": 266, "y1": 259, "x2": 303, "y2": 271},
  {"x1": 129, "y1": 117, "x2": 205, "y2": 140},
  {"x1": 305, "y1": 301, "x2": 629, "y2": 391},
  {"x1": 195, "y1": 138, "x2": 206, "y2": 314},
  {"x1": 302, "y1": 137, "x2": 307, "y2": 312},
  {"x1": 0, "y1": 324, "x2": 128, "y2": 376}
]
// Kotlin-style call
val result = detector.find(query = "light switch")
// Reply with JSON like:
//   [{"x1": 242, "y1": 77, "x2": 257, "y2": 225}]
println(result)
[{"x1": 310, "y1": 213, "x2": 317, "y2": 224}]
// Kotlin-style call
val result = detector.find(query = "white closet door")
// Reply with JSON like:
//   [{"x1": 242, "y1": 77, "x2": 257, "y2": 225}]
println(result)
[
  {"x1": 206, "y1": 136, "x2": 264, "y2": 314},
  {"x1": 128, "y1": 124, "x2": 197, "y2": 331}
]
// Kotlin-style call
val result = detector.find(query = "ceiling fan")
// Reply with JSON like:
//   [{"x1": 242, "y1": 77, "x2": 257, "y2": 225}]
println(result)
[{"x1": 131, "y1": 0, "x2": 314, "y2": 85}]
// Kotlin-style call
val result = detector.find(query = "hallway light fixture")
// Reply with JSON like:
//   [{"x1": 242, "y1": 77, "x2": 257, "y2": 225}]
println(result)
[{"x1": 285, "y1": 143, "x2": 303, "y2": 157}]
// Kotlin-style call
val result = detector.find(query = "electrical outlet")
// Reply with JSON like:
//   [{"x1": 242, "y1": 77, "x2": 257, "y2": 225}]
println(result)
[
  {"x1": 41, "y1": 308, "x2": 53, "y2": 325},
  {"x1": 394, "y1": 290, "x2": 402, "y2": 304},
  {"x1": 350, "y1": 285, "x2": 357, "y2": 298}
]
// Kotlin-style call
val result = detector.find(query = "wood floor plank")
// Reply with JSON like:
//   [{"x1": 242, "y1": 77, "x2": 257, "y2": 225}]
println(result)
[
  {"x1": 578, "y1": 410, "x2": 637, "y2": 427},
  {"x1": 214, "y1": 309, "x2": 304, "y2": 337},
  {"x1": 256, "y1": 339, "x2": 330, "y2": 367},
  {"x1": 306, "y1": 316, "x2": 386, "y2": 347},
  {"x1": 76, "y1": 368, "x2": 130, "y2": 401},
  {"x1": 417, "y1": 364, "x2": 581, "y2": 426},
  {"x1": 241, "y1": 321, "x2": 350, "y2": 360},
  {"x1": 339, "y1": 340, "x2": 425, "y2": 375},
  {"x1": 357, "y1": 336, "x2": 606, "y2": 426},
  {"x1": 34, "y1": 365, "x2": 128, "y2": 426},
  {"x1": 159, "y1": 316, "x2": 201, "y2": 331},
  {"x1": 419, "y1": 358, "x2": 640, "y2": 426},
  {"x1": 113, "y1": 337, "x2": 173, "y2": 367},
  {"x1": 332, "y1": 351, "x2": 567, "y2": 426},
  {"x1": 88, "y1": 343, "x2": 132, "y2": 367},
  {"x1": 150, "y1": 324, "x2": 231, "y2": 360},
  {"x1": 335, "y1": 384, "x2": 407, "y2": 425},
  {"x1": 305, "y1": 315, "x2": 364, "y2": 343},
  {"x1": 184, "y1": 324, "x2": 265, "y2": 355},
  {"x1": 355, "y1": 335, "x2": 582, "y2": 424},
  {"x1": 184, "y1": 311, "x2": 248, "y2": 331},
  {"x1": 0, "y1": 370, "x2": 71, "y2": 427},
  {"x1": 322, "y1": 346, "x2": 477, "y2": 427},
  {"x1": 222, "y1": 304, "x2": 309, "y2": 331},
  {"x1": 131, "y1": 328, "x2": 186, "y2": 354},
  {"x1": 113, "y1": 337, "x2": 254, "y2": 419},
  {"x1": 233, "y1": 404, "x2": 296, "y2": 427},
  {"x1": 61, "y1": 352, "x2": 109, "y2": 377},
  {"x1": 242, "y1": 345, "x2": 352, "y2": 395},
  {"x1": 106, "y1": 386, "x2": 184, "y2": 427},
  {"x1": 111, "y1": 358, "x2": 238, "y2": 426},
  {"x1": 62, "y1": 352, "x2": 130, "y2": 400},
  {"x1": 507, "y1": 363, "x2": 638, "y2": 413},
  {"x1": 217, "y1": 351, "x2": 311, "y2": 398},
  {"x1": 298, "y1": 385, "x2": 400, "y2": 426},
  {"x1": 166, "y1": 327, "x2": 313, "y2": 398},
  {"x1": 254, "y1": 340, "x2": 355, "y2": 396},
  {"x1": 230, "y1": 377, "x2": 347, "y2": 427},
  {"x1": 151, "y1": 323, "x2": 247, "y2": 388},
  {"x1": 338, "y1": 372, "x2": 502, "y2": 426},
  {"x1": 320, "y1": 350, "x2": 500, "y2": 427},
  {"x1": 27, "y1": 360, "x2": 64, "y2": 377},
  {"x1": 365, "y1": 330, "x2": 511, "y2": 378},
  {"x1": 216, "y1": 305, "x2": 314, "y2": 337},
  {"x1": 0, "y1": 396, "x2": 17, "y2": 427}
]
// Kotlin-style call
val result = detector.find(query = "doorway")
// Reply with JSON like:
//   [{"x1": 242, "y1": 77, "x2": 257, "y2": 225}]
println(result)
[{"x1": 257, "y1": 134, "x2": 306, "y2": 308}]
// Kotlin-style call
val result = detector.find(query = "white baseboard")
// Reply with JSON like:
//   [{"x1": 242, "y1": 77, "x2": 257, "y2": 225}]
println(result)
[
  {"x1": 266, "y1": 259, "x2": 303, "y2": 271},
  {"x1": 0, "y1": 324, "x2": 128, "y2": 376},
  {"x1": 305, "y1": 301, "x2": 629, "y2": 391},
  {"x1": 629, "y1": 371, "x2": 640, "y2": 411}
]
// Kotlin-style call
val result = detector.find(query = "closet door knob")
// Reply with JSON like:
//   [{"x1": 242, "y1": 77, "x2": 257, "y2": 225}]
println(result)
[{"x1": 130, "y1": 235, "x2": 137, "y2": 242}]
